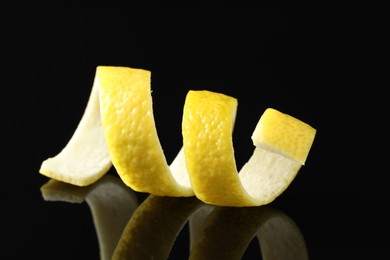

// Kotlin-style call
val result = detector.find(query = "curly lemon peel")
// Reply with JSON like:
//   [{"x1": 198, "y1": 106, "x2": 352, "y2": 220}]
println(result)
[
  {"x1": 182, "y1": 90, "x2": 316, "y2": 207},
  {"x1": 39, "y1": 66, "x2": 192, "y2": 196},
  {"x1": 97, "y1": 66, "x2": 193, "y2": 197},
  {"x1": 39, "y1": 79, "x2": 112, "y2": 186},
  {"x1": 39, "y1": 66, "x2": 316, "y2": 207},
  {"x1": 252, "y1": 108, "x2": 316, "y2": 165}
]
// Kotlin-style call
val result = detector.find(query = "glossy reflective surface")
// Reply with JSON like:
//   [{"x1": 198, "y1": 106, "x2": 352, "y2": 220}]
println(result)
[
  {"x1": 40, "y1": 174, "x2": 311, "y2": 259},
  {"x1": 4, "y1": 5, "x2": 387, "y2": 260},
  {"x1": 11, "y1": 171, "x2": 387, "y2": 260}
]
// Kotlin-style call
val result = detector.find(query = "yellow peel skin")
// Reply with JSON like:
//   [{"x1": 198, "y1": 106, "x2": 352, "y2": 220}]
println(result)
[
  {"x1": 39, "y1": 66, "x2": 316, "y2": 207},
  {"x1": 251, "y1": 108, "x2": 316, "y2": 165},
  {"x1": 97, "y1": 66, "x2": 193, "y2": 197},
  {"x1": 182, "y1": 90, "x2": 316, "y2": 207},
  {"x1": 182, "y1": 90, "x2": 252, "y2": 205}
]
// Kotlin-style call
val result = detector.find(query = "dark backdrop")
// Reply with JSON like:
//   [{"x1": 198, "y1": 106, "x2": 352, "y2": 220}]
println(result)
[{"x1": 3, "y1": 4, "x2": 388, "y2": 259}]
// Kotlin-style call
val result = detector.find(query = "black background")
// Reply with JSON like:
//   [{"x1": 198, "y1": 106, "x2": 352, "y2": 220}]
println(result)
[{"x1": 3, "y1": 4, "x2": 388, "y2": 259}]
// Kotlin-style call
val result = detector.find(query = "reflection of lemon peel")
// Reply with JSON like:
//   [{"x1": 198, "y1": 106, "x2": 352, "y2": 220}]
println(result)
[
  {"x1": 40, "y1": 178, "x2": 92, "y2": 203},
  {"x1": 85, "y1": 175, "x2": 138, "y2": 260},
  {"x1": 188, "y1": 204, "x2": 215, "y2": 250},
  {"x1": 256, "y1": 208, "x2": 309, "y2": 260},
  {"x1": 40, "y1": 175, "x2": 138, "y2": 260},
  {"x1": 189, "y1": 206, "x2": 309, "y2": 260},
  {"x1": 182, "y1": 90, "x2": 316, "y2": 207},
  {"x1": 111, "y1": 195, "x2": 307, "y2": 259},
  {"x1": 112, "y1": 195, "x2": 203, "y2": 260}
]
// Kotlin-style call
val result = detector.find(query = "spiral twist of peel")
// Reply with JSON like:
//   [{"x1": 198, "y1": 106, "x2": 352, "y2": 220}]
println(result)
[{"x1": 39, "y1": 66, "x2": 316, "y2": 207}]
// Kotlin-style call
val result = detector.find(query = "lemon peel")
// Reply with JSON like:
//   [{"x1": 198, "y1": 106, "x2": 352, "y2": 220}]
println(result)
[
  {"x1": 39, "y1": 66, "x2": 316, "y2": 207},
  {"x1": 39, "y1": 80, "x2": 112, "y2": 186},
  {"x1": 182, "y1": 90, "x2": 316, "y2": 207},
  {"x1": 97, "y1": 66, "x2": 193, "y2": 196},
  {"x1": 39, "y1": 66, "x2": 192, "y2": 196},
  {"x1": 252, "y1": 107, "x2": 316, "y2": 165}
]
